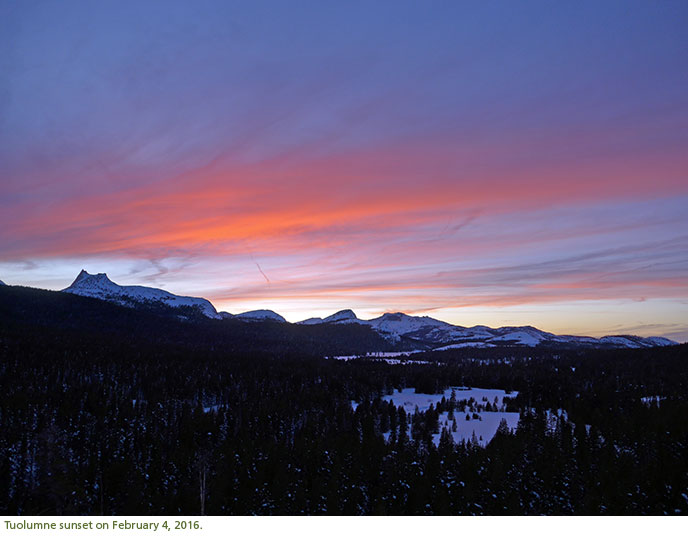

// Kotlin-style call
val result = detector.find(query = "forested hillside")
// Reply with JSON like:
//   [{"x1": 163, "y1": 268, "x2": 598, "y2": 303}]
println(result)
[{"x1": 1, "y1": 286, "x2": 687, "y2": 514}]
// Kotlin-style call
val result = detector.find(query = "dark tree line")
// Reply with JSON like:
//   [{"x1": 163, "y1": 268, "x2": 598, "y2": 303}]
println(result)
[{"x1": 0, "y1": 286, "x2": 687, "y2": 514}]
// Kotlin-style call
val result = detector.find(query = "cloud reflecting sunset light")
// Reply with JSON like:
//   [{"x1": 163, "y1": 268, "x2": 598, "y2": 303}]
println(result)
[{"x1": 1, "y1": 1, "x2": 687, "y2": 340}]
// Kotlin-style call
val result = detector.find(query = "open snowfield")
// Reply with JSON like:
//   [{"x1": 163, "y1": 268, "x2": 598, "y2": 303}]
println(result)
[
  {"x1": 354, "y1": 387, "x2": 520, "y2": 447},
  {"x1": 434, "y1": 409, "x2": 520, "y2": 447},
  {"x1": 381, "y1": 387, "x2": 518, "y2": 411},
  {"x1": 332, "y1": 351, "x2": 424, "y2": 361}
]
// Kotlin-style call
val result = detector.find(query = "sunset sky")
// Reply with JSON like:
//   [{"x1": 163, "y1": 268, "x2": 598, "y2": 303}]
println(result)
[{"x1": 1, "y1": 1, "x2": 687, "y2": 340}]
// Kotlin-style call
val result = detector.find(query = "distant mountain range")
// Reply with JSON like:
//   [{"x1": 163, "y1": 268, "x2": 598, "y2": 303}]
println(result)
[
  {"x1": 2, "y1": 270, "x2": 678, "y2": 350},
  {"x1": 297, "y1": 309, "x2": 676, "y2": 349}
]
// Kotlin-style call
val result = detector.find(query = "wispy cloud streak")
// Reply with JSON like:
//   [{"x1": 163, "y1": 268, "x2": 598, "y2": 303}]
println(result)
[{"x1": 1, "y1": 1, "x2": 687, "y2": 339}]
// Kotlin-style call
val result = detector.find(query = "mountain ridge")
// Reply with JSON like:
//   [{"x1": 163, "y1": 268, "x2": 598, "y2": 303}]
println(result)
[
  {"x1": 297, "y1": 308, "x2": 676, "y2": 349},
  {"x1": 63, "y1": 269, "x2": 220, "y2": 319},
  {"x1": 46, "y1": 270, "x2": 679, "y2": 349}
]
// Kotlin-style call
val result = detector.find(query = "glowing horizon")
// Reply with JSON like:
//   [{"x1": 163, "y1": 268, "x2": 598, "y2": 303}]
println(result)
[{"x1": 1, "y1": 1, "x2": 687, "y2": 341}]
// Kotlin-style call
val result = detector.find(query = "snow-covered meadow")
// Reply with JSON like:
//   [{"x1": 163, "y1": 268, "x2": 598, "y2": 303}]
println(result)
[{"x1": 354, "y1": 387, "x2": 520, "y2": 447}]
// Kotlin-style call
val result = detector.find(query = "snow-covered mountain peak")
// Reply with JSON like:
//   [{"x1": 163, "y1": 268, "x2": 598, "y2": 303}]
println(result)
[
  {"x1": 297, "y1": 308, "x2": 678, "y2": 349},
  {"x1": 47, "y1": 270, "x2": 681, "y2": 349},
  {"x1": 369, "y1": 312, "x2": 456, "y2": 333},
  {"x1": 68, "y1": 270, "x2": 118, "y2": 291},
  {"x1": 298, "y1": 309, "x2": 361, "y2": 325},
  {"x1": 236, "y1": 310, "x2": 286, "y2": 323},
  {"x1": 379, "y1": 312, "x2": 405, "y2": 320},
  {"x1": 324, "y1": 309, "x2": 359, "y2": 323},
  {"x1": 644, "y1": 336, "x2": 678, "y2": 347},
  {"x1": 63, "y1": 270, "x2": 220, "y2": 319},
  {"x1": 599, "y1": 335, "x2": 679, "y2": 348}
]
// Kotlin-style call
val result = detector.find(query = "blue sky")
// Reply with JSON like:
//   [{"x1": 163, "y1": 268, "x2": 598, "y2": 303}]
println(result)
[{"x1": 1, "y1": 1, "x2": 687, "y2": 339}]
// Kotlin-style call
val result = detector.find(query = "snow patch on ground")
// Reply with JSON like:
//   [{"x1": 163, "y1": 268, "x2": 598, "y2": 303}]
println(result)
[
  {"x1": 355, "y1": 387, "x2": 520, "y2": 447},
  {"x1": 332, "y1": 350, "x2": 424, "y2": 361},
  {"x1": 435, "y1": 342, "x2": 497, "y2": 350},
  {"x1": 434, "y1": 411, "x2": 520, "y2": 447},
  {"x1": 641, "y1": 396, "x2": 666, "y2": 405}
]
